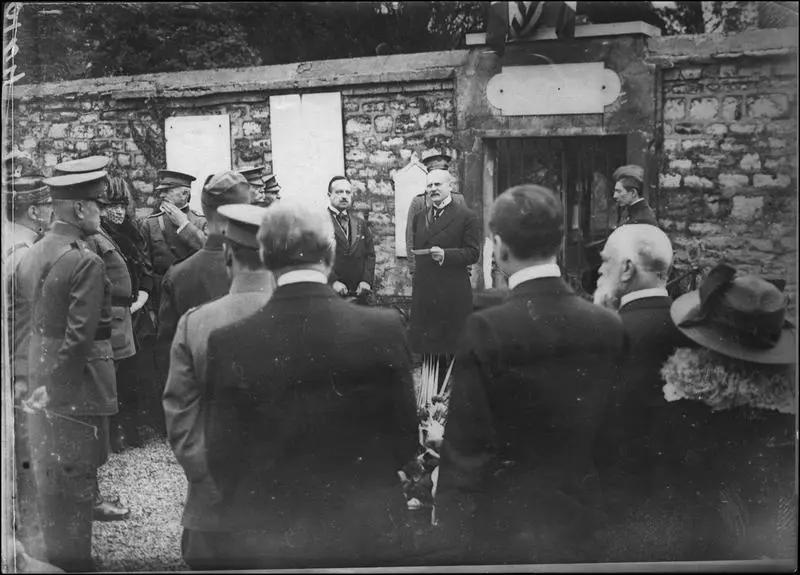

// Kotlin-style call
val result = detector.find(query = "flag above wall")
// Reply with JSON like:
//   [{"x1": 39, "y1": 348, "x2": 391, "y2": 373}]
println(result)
[{"x1": 487, "y1": 1, "x2": 578, "y2": 56}]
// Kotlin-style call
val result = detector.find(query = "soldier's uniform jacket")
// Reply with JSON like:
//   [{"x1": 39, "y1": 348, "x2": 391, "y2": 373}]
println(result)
[
  {"x1": 405, "y1": 191, "x2": 466, "y2": 273},
  {"x1": 157, "y1": 234, "x2": 231, "y2": 343},
  {"x1": 621, "y1": 198, "x2": 657, "y2": 227},
  {"x1": 163, "y1": 271, "x2": 275, "y2": 531},
  {"x1": 4, "y1": 223, "x2": 40, "y2": 386},
  {"x1": 139, "y1": 207, "x2": 207, "y2": 278},
  {"x1": 14, "y1": 221, "x2": 117, "y2": 416},
  {"x1": 84, "y1": 229, "x2": 136, "y2": 360}
]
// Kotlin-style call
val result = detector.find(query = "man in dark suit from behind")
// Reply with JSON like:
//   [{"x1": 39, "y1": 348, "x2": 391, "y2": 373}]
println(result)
[
  {"x1": 327, "y1": 175, "x2": 376, "y2": 305},
  {"x1": 202, "y1": 200, "x2": 419, "y2": 569},
  {"x1": 436, "y1": 184, "x2": 627, "y2": 565},
  {"x1": 593, "y1": 224, "x2": 695, "y2": 502}
]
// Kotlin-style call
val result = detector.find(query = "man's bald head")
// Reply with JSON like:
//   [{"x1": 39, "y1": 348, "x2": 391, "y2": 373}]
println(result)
[
  {"x1": 605, "y1": 224, "x2": 673, "y2": 280},
  {"x1": 595, "y1": 224, "x2": 673, "y2": 309}
]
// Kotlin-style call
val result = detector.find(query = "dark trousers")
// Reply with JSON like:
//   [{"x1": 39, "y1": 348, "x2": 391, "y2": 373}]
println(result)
[{"x1": 29, "y1": 413, "x2": 108, "y2": 571}]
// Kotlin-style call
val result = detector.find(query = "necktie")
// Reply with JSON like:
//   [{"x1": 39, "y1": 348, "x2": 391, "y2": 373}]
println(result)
[
  {"x1": 432, "y1": 206, "x2": 444, "y2": 221},
  {"x1": 337, "y1": 212, "x2": 349, "y2": 239}
]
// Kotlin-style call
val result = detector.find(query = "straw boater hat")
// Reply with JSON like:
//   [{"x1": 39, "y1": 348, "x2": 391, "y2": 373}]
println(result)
[{"x1": 670, "y1": 263, "x2": 796, "y2": 365}]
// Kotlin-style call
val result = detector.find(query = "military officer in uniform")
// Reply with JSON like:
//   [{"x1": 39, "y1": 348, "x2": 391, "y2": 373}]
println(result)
[
  {"x1": 239, "y1": 166, "x2": 266, "y2": 205},
  {"x1": 157, "y1": 171, "x2": 253, "y2": 343},
  {"x1": 138, "y1": 169, "x2": 206, "y2": 309},
  {"x1": 163, "y1": 203, "x2": 275, "y2": 570},
  {"x1": 405, "y1": 152, "x2": 466, "y2": 274},
  {"x1": 261, "y1": 173, "x2": 282, "y2": 207},
  {"x1": 53, "y1": 157, "x2": 133, "y2": 521},
  {"x1": 3, "y1": 170, "x2": 52, "y2": 561},
  {"x1": 15, "y1": 170, "x2": 117, "y2": 571},
  {"x1": 327, "y1": 175, "x2": 376, "y2": 305}
]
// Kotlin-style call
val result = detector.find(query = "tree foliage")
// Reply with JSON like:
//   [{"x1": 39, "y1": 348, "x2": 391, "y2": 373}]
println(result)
[{"x1": 9, "y1": 2, "x2": 754, "y2": 85}]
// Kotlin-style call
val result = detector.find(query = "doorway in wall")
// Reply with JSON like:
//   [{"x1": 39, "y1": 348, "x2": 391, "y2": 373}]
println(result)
[{"x1": 488, "y1": 136, "x2": 627, "y2": 293}]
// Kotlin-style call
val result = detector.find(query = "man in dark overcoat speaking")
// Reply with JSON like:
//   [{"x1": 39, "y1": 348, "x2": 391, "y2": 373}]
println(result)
[
  {"x1": 408, "y1": 159, "x2": 480, "y2": 377},
  {"x1": 201, "y1": 200, "x2": 418, "y2": 568}
]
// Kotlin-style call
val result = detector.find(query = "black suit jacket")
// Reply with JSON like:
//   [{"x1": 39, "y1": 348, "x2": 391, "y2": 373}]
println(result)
[
  {"x1": 328, "y1": 211, "x2": 376, "y2": 293},
  {"x1": 608, "y1": 295, "x2": 696, "y2": 476},
  {"x1": 409, "y1": 201, "x2": 480, "y2": 353},
  {"x1": 436, "y1": 277, "x2": 627, "y2": 563},
  {"x1": 622, "y1": 198, "x2": 657, "y2": 226},
  {"x1": 203, "y1": 282, "x2": 418, "y2": 567}
]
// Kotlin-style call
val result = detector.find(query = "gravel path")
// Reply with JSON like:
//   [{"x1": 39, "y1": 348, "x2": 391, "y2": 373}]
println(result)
[{"x1": 93, "y1": 436, "x2": 188, "y2": 571}]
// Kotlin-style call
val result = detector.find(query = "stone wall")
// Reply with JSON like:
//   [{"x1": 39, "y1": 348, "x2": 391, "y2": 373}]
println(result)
[
  {"x1": 10, "y1": 71, "x2": 456, "y2": 297},
  {"x1": 655, "y1": 50, "x2": 798, "y2": 306}
]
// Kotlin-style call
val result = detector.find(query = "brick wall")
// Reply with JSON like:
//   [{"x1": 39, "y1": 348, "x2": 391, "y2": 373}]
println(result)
[
  {"x1": 657, "y1": 55, "x2": 798, "y2": 306},
  {"x1": 11, "y1": 79, "x2": 456, "y2": 297}
]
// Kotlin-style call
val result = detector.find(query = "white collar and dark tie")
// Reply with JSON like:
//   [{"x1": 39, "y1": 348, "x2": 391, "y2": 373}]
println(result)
[
  {"x1": 431, "y1": 195, "x2": 453, "y2": 221},
  {"x1": 328, "y1": 206, "x2": 349, "y2": 239}
]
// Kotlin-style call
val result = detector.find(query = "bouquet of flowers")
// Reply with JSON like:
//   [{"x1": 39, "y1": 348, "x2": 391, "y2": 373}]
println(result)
[{"x1": 661, "y1": 347, "x2": 795, "y2": 414}]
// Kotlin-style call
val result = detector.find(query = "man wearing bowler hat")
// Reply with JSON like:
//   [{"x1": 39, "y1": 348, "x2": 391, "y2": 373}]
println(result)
[
  {"x1": 157, "y1": 170, "x2": 253, "y2": 343},
  {"x1": 163, "y1": 203, "x2": 276, "y2": 570},
  {"x1": 139, "y1": 169, "x2": 207, "y2": 306},
  {"x1": 14, "y1": 170, "x2": 117, "y2": 571}
]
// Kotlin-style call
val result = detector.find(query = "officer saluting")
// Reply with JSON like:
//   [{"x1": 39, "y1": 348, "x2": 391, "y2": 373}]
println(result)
[
  {"x1": 15, "y1": 170, "x2": 117, "y2": 572},
  {"x1": 139, "y1": 170, "x2": 206, "y2": 306}
]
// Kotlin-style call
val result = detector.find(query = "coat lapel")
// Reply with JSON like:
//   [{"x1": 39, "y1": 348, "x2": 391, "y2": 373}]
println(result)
[
  {"x1": 330, "y1": 211, "x2": 348, "y2": 247},
  {"x1": 423, "y1": 203, "x2": 458, "y2": 244},
  {"x1": 347, "y1": 214, "x2": 361, "y2": 249}
]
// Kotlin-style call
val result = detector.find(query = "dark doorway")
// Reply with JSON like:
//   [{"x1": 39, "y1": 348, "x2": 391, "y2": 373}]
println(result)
[{"x1": 491, "y1": 136, "x2": 627, "y2": 293}]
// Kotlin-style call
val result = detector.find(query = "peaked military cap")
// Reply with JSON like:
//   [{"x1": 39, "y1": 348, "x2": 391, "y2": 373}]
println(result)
[
  {"x1": 43, "y1": 171, "x2": 111, "y2": 203},
  {"x1": 156, "y1": 169, "x2": 196, "y2": 191},
  {"x1": 3, "y1": 175, "x2": 51, "y2": 210},
  {"x1": 218, "y1": 203, "x2": 268, "y2": 249},
  {"x1": 263, "y1": 173, "x2": 281, "y2": 193},
  {"x1": 612, "y1": 164, "x2": 645, "y2": 187},
  {"x1": 201, "y1": 170, "x2": 252, "y2": 208},
  {"x1": 54, "y1": 155, "x2": 111, "y2": 175},
  {"x1": 238, "y1": 166, "x2": 266, "y2": 187},
  {"x1": 421, "y1": 150, "x2": 453, "y2": 172}
]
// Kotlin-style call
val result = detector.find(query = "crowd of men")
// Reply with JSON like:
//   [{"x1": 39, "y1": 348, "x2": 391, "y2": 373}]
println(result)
[{"x1": 3, "y1": 150, "x2": 795, "y2": 571}]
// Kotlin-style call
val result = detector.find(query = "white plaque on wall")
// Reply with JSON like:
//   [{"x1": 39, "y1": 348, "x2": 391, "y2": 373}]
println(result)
[
  {"x1": 392, "y1": 160, "x2": 427, "y2": 257},
  {"x1": 165, "y1": 115, "x2": 232, "y2": 212},
  {"x1": 486, "y1": 63, "x2": 622, "y2": 116},
  {"x1": 270, "y1": 92, "x2": 345, "y2": 211}
]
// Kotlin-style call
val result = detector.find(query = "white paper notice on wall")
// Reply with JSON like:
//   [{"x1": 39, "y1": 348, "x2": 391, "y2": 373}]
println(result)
[
  {"x1": 392, "y1": 160, "x2": 428, "y2": 257},
  {"x1": 486, "y1": 63, "x2": 622, "y2": 116},
  {"x1": 165, "y1": 115, "x2": 232, "y2": 212},
  {"x1": 270, "y1": 92, "x2": 345, "y2": 211}
]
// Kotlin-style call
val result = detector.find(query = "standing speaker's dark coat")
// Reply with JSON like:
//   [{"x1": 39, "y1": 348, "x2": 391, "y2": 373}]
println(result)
[
  {"x1": 328, "y1": 211, "x2": 376, "y2": 293},
  {"x1": 436, "y1": 276, "x2": 627, "y2": 564},
  {"x1": 157, "y1": 234, "x2": 230, "y2": 343},
  {"x1": 409, "y1": 201, "x2": 480, "y2": 354},
  {"x1": 202, "y1": 282, "x2": 418, "y2": 568}
]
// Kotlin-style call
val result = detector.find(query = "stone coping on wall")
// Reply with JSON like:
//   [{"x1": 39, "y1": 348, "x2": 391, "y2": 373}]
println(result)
[
  {"x1": 647, "y1": 27, "x2": 798, "y2": 64},
  {"x1": 10, "y1": 50, "x2": 468, "y2": 102}
]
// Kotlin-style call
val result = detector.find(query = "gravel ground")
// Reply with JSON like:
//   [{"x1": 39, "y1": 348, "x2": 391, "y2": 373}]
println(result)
[{"x1": 93, "y1": 433, "x2": 188, "y2": 572}]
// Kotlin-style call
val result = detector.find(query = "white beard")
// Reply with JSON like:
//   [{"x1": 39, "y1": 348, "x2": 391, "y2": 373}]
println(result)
[{"x1": 593, "y1": 276, "x2": 621, "y2": 311}]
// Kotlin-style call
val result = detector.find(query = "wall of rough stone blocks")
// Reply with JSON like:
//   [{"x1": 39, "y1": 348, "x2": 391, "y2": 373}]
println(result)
[
  {"x1": 10, "y1": 80, "x2": 456, "y2": 297},
  {"x1": 657, "y1": 55, "x2": 798, "y2": 307}
]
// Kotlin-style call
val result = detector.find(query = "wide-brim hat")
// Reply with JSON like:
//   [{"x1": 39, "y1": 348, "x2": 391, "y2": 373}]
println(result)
[
  {"x1": 671, "y1": 264, "x2": 796, "y2": 364},
  {"x1": 218, "y1": 203, "x2": 268, "y2": 249}
]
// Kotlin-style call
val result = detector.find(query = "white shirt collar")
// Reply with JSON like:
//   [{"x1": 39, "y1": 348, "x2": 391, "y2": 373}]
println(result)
[
  {"x1": 630, "y1": 197, "x2": 645, "y2": 206},
  {"x1": 620, "y1": 287, "x2": 669, "y2": 308},
  {"x1": 328, "y1": 206, "x2": 347, "y2": 217},
  {"x1": 276, "y1": 269, "x2": 328, "y2": 287},
  {"x1": 508, "y1": 263, "x2": 561, "y2": 290},
  {"x1": 432, "y1": 195, "x2": 452, "y2": 211}
]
